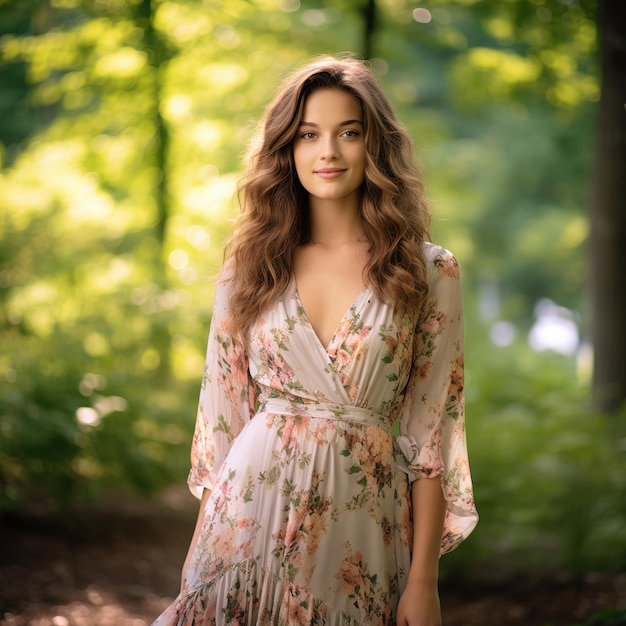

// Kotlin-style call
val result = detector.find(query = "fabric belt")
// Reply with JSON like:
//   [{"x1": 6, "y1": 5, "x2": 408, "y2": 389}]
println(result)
[
  {"x1": 258, "y1": 396, "x2": 393, "y2": 435},
  {"x1": 258, "y1": 395, "x2": 418, "y2": 476}
]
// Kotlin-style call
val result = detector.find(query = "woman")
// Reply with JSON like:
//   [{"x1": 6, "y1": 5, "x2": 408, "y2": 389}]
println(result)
[{"x1": 153, "y1": 55, "x2": 478, "y2": 626}]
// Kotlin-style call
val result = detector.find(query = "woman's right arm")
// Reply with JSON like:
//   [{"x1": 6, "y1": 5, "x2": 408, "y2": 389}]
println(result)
[
  {"x1": 180, "y1": 487, "x2": 211, "y2": 594},
  {"x1": 182, "y1": 273, "x2": 256, "y2": 594}
]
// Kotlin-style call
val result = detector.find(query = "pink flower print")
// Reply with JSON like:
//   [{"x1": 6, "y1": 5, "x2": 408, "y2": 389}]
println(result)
[
  {"x1": 346, "y1": 435, "x2": 366, "y2": 464},
  {"x1": 415, "y1": 360, "x2": 432, "y2": 380},
  {"x1": 421, "y1": 309, "x2": 449, "y2": 334},
  {"x1": 359, "y1": 324, "x2": 373, "y2": 338},
  {"x1": 279, "y1": 369, "x2": 295, "y2": 386},
  {"x1": 335, "y1": 550, "x2": 365, "y2": 594},
  {"x1": 213, "y1": 478, "x2": 230, "y2": 511},
  {"x1": 259, "y1": 331, "x2": 274, "y2": 354},
  {"x1": 279, "y1": 415, "x2": 310, "y2": 450},
  {"x1": 236, "y1": 517, "x2": 255, "y2": 531},
  {"x1": 285, "y1": 493, "x2": 309, "y2": 546},
  {"x1": 347, "y1": 379, "x2": 359, "y2": 400},
  {"x1": 269, "y1": 375, "x2": 283, "y2": 390},
  {"x1": 301, "y1": 501, "x2": 331, "y2": 555},
  {"x1": 366, "y1": 428, "x2": 388, "y2": 459},
  {"x1": 457, "y1": 454, "x2": 470, "y2": 472},
  {"x1": 351, "y1": 339, "x2": 368, "y2": 363},
  {"x1": 215, "y1": 523, "x2": 237, "y2": 557},
  {"x1": 345, "y1": 328, "x2": 369, "y2": 355},
  {"x1": 334, "y1": 347, "x2": 352, "y2": 369},
  {"x1": 430, "y1": 459, "x2": 444, "y2": 477},
  {"x1": 287, "y1": 598, "x2": 313, "y2": 625},
  {"x1": 384, "y1": 334, "x2": 398, "y2": 353},
  {"x1": 328, "y1": 319, "x2": 350, "y2": 350},
  {"x1": 380, "y1": 515, "x2": 394, "y2": 545},
  {"x1": 434, "y1": 252, "x2": 460, "y2": 279},
  {"x1": 282, "y1": 585, "x2": 314, "y2": 626},
  {"x1": 446, "y1": 353, "x2": 464, "y2": 419},
  {"x1": 344, "y1": 332, "x2": 360, "y2": 350},
  {"x1": 312, "y1": 419, "x2": 335, "y2": 445},
  {"x1": 280, "y1": 418, "x2": 295, "y2": 449}
]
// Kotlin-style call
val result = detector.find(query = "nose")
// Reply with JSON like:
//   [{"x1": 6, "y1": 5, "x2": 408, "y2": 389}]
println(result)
[{"x1": 320, "y1": 135, "x2": 339, "y2": 160}]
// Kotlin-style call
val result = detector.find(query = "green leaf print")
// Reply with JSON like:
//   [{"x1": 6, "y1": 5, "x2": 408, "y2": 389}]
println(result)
[
  {"x1": 213, "y1": 414, "x2": 234, "y2": 442},
  {"x1": 281, "y1": 478, "x2": 296, "y2": 498},
  {"x1": 259, "y1": 465, "x2": 280, "y2": 487},
  {"x1": 241, "y1": 474, "x2": 255, "y2": 502}
]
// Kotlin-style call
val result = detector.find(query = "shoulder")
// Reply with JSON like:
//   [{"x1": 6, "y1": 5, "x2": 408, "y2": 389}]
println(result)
[
  {"x1": 214, "y1": 257, "x2": 242, "y2": 296},
  {"x1": 422, "y1": 241, "x2": 460, "y2": 281},
  {"x1": 209, "y1": 260, "x2": 238, "y2": 313}
]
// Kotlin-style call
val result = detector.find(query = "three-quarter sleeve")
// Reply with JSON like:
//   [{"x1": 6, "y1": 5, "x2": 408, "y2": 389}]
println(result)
[
  {"x1": 187, "y1": 274, "x2": 257, "y2": 499},
  {"x1": 396, "y1": 245, "x2": 478, "y2": 553}
]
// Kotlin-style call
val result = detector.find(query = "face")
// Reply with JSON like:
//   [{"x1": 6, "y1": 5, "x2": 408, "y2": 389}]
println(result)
[{"x1": 293, "y1": 88, "x2": 366, "y2": 208}]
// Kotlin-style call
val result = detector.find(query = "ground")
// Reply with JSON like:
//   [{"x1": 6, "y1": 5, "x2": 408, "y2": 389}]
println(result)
[{"x1": 1, "y1": 488, "x2": 624, "y2": 626}]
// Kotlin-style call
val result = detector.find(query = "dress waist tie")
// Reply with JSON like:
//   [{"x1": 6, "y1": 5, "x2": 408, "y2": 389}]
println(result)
[
  {"x1": 258, "y1": 396, "x2": 392, "y2": 434},
  {"x1": 258, "y1": 397, "x2": 420, "y2": 477}
]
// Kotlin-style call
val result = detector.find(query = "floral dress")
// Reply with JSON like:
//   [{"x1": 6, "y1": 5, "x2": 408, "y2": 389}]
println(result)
[{"x1": 153, "y1": 243, "x2": 478, "y2": 626}]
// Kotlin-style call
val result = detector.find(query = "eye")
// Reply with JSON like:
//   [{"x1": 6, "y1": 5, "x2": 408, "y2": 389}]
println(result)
[
  {"x1": 342, "y1": 129, "x2": 360, "y2": 138},
  {"x1": 300, "y1": 132, "x2": 316, "y2": 140}
]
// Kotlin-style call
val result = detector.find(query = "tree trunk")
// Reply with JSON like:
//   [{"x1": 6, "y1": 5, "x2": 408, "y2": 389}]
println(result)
[
  {"x1": 136, "y1": 0, "x2": 170, "y2": 253},
  {"x1": 590, "y1": 1, "x2": 626, "y2": 412},
  {"x1": 135, "y1": 0, "x2": 173, "y2": 376},
  {"x1": 362, "y1": 0, "x2": 377, "y2": 60}
]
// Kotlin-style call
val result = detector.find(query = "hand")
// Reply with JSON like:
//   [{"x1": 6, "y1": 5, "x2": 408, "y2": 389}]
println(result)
[{"x1": 396, "y1": 582, "x2": 442, "y2": 626}]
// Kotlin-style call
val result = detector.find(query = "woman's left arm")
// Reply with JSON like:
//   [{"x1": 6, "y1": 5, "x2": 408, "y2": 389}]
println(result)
[
  {"x1": 395, "y1": 246, "x2": 479, "y2": 625},
  {"x1": 396, "y1": 476, "x2": 446, "y2": 626}
]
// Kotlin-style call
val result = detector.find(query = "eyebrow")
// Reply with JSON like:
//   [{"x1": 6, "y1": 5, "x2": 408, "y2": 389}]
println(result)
[{"x1": 299, "y1": 119, "x2": 364, "y2": 128}]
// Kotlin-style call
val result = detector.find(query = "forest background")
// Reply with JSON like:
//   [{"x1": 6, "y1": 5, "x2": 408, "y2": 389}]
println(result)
[{"x1": 1, "y1": 0, "x2": 625, "y2": 623}]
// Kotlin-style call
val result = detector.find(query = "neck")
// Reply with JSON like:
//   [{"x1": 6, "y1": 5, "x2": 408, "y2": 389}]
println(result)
[{"x1": 308, "y1": 197, "x2": 364, "y2": 247}]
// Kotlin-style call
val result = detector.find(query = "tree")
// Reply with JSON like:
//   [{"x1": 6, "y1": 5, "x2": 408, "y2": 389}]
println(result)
[
  {"x1": 0, "y1": 0, "x2": 604, "y2": 512},
  {"x1": 589, "y1": 1, "x2": 626, "y2": 413}
]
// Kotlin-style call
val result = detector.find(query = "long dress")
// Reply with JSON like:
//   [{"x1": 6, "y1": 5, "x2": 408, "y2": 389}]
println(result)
[{"x1": 153, "y1": 243, "x2": 478, "y2": 626}]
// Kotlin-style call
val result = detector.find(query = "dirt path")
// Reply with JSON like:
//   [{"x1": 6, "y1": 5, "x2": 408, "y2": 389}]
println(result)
[{"x1": 1, "y1": 489, "x2": 624, "y2": 626}]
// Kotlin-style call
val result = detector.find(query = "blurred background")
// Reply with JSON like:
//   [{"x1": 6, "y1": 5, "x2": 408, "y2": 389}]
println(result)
[{"x1": 1, "y1": 0, "x2": 625, "y2": 625}]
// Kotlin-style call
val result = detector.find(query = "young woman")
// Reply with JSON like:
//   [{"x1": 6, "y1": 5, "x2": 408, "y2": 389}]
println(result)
[{"x1": 153, "y1": 56, "x2": 478, "y2": 626}]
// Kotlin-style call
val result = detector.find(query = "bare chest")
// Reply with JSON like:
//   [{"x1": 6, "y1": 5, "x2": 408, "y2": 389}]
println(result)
[{"x1": 293, "y1": 243, "x2": 369, "y2": 348}]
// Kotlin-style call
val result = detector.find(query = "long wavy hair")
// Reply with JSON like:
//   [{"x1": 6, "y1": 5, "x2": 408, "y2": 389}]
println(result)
[{"x1": 225, "y1": 55, "x2": 431, "y2": 340}]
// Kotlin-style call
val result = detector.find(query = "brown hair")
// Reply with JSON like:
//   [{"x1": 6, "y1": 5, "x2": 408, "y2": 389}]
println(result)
[{"x1": 225, "y1": 55, "x2": 431, "y2": 340}]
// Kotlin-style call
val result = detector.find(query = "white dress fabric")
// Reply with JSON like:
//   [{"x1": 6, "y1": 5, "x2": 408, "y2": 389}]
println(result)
[{"x1": 153, "y1": 242, "x2": 478, "y2": 626}]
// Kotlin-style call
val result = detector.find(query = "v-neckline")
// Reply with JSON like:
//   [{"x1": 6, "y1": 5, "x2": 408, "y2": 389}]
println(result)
[{"x1": 292, "y1": 277, "x2": 371, "y2": 354}]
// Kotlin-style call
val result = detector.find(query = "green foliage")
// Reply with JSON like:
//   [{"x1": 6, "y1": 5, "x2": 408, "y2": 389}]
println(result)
[
  {"x1": 573, "y1": 609, "x2": 626, "y2": 626},
  {"x1": 440, "y1": 332, "x2": 626, "y2": 578},
  {"x1": 1, "y1": 0, "x2": 615, "y2": 578},
  {"x1": 0, "y1": 284, "x2": 199, "y2": 509}
]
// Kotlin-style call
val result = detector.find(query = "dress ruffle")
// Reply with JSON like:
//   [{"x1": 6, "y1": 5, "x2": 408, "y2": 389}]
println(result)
[{"x1": 153, "y1": 558, "x2": 393, "y2": 626}]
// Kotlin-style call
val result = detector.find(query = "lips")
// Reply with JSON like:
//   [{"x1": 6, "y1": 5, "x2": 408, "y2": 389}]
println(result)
[{"x1": 314, "y1": 167, "x2": 347, "y2": 179}]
